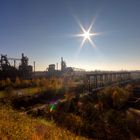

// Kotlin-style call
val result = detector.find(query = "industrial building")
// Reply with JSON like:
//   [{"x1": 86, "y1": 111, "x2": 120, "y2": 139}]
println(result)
[
  {"x1": 0, "y1": 53, "x2": 85, "y2": 80},
  {"x1": 0, "y1": 53, "x2": 33, "y2": 80},
  {"x1": 46, "y1": 57, "x2": 74, "y2": 77}
]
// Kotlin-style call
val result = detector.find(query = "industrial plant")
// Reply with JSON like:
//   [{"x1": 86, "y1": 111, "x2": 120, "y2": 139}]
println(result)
[
  {"x1": 46, "y1": 57, "x2": 74, "y2": 77},
  {"x1": 0, "y1": 53, "x2": 32, "y2": 80},
  {"x1": 0, "y1": 53, "x2": 85, "y2": 80}
]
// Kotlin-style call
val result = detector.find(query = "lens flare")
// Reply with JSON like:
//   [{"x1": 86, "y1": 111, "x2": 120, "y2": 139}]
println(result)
[{"x1": 75, "y1": 18, "x2": 103, "y2": 51}]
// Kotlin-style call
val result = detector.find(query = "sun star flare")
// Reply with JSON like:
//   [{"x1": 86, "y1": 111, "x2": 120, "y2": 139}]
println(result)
[{"x1": 75, "y1": 19, "x2": 102, "y2": 49}]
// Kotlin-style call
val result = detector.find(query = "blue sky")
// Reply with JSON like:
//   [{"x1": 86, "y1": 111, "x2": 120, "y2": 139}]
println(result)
[{"x1": 0, "y1": 0, "x2": 140, "y2": 71}]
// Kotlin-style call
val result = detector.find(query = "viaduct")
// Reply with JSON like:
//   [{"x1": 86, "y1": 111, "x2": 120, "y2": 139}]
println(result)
[{"x1": 85, "y1": 71, "x2": 131, "y2": 92}]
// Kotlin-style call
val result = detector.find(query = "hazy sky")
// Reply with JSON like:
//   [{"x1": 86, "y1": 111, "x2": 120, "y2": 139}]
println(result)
[{"x1": 0, "y1": 0, "x2": 140, "y2": 71}]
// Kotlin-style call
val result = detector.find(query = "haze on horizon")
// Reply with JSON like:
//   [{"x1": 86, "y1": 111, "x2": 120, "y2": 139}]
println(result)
[{"x1": 0, "y1": 0, "x2": 140, "y2": 71}]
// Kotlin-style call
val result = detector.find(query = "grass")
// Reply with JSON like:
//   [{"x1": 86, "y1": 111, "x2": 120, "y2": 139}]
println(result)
[
  {"x1": 0, "y1": 105, "x2": 35, "y2": 140},
  {"x1": 0, "y1": 90, "x2": 5, "y2": 98},
  {"x1": 19, "y1": 87, "x2": 43, "y2": 95},
  {"x1": 0, "y1": 87, "x2": 44, "y2": 99},
  {"x1": 0, "y1": 105, "x2": 89, "y2": 140}
]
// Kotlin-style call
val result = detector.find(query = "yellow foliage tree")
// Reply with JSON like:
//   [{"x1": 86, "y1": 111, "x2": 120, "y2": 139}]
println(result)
[{"x1": 112, "y1": 87, "x2": 130, "y2": 108}]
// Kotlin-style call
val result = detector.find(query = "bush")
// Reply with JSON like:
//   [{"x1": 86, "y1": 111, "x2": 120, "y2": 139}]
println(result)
[
  {"x1": 14, "y1": 77, "x2": 21, "y2": 88},
  {"x1": 65, "y1": 114, "x2": 83, "y2": 133},
  {"x1": 112, "y1": 87, "x2": 130, "y2": 109},
  {"x1": 126, "y1": 109, "x2": 140, "y2": 138},
  {"x1": 105, "y1": 109, "x2": 130, "y2": 139},
  {"x1": 98, "y1": 87, "x2": 113, "y2": 108},
  {"x1": 4, "y1": 86, "x2": 15, "y2": 98},
  {"x1": 98, "y1": 87, "x2": 131, "y2": 109},
  {"x1": 81, "y1": 102, "x2": 100, "y2": 122},
  {"x1": 5, "y1": 78, "x2": 12, "y2": 87},
  {"x1": 0, "y1": 80, "x2": 6, "y2": 89}
]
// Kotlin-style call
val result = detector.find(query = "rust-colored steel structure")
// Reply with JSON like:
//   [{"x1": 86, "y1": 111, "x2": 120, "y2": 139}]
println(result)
[{"x1": 85, "y1": 72, "x2": 131, "y2": 92}]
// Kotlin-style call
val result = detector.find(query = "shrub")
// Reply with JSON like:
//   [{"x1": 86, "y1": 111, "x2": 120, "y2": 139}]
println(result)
[
  {"x1": 4, "y1": 86, "x2": 15, "y2": 98},
  {"x1": 112, "y1": 87, "x2": 130, "y2": 109},
  {"x1": 98, "y1": 87, "x2": 131, "y2": 109},
  {"x1": 20, "y1": 79, "x2": 31, "y2": 88},
  {"x1": 126, "y1": 109, "x2": 140, "y2": 137},
  {"x1": 15, "y1": 77, "x2": 21, "y2": 88},
  {"x1": 98, "y1": 87, "x2": 113, "y2": 108},
  {"x1": 105, "y1": 109, "x2": 130, "y2": 139},
  {"x1": 0, "y1": 80, "x2": 6, "y2": 88},
  {"x1": 81, "y1": 102, "x2": 100, "y2": 123},
  {"x1": 5, "y1": 78, "x2": 12, "y2": 87}
]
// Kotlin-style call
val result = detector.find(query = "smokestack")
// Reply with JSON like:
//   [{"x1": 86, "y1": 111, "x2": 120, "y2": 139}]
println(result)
[
  {"x1": 61, "y1": 57, "x2": 63, "y2": 71},
  {"x1": 33, "y1": 61, "x2": 35, "y2": 73},
  {"x1": 22, "y1": 53, "x2": 24, "y2": 58},
  {"x1": 14, "y1": 60, "x2": 16, "y2": 68},
  {"x1": 56, "y1": 63, "x2": 58, "y2": 70},
  {"x1": 61, "y1": 57, "x2": 63, "y2": 62}
]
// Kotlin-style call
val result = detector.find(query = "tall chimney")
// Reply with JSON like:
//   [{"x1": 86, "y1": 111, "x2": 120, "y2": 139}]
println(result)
[
  {"x1": 33, "y1": 61, "x2": 35, "y2": 72},
  {"x1": 61, "y1": 57, "x2": 63, "y2": 62},
  {"x1": 56, "y1": 63, "x2": 58, "y2": 70},
  {"x1": 61, "y1": 57, "x2": 63, "y2": 71},
  {"x1": 22, "y1": 53, "x2": 24, "y2": 58}
]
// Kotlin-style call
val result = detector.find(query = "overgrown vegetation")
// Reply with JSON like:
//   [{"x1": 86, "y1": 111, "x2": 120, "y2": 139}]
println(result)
[
  {"x1": 30, "y1": 84, "x2": 139, "y2": 140},
  {"x1": 0, "y1": 77, "x2": 140, "y2": 140},
  {"x1": 0, "y1": 105, "x2": 88, "y2": 140},
  {"x1": 0, "y1": 105, "x2": 35, "y2": 139}
]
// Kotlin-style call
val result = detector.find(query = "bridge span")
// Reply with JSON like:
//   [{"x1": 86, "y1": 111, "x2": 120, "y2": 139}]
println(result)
[{"x1": 85, "y1": 71, "x2": 131, "y2": 92}]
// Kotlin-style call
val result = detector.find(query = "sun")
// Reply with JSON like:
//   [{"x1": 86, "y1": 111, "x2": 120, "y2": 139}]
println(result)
[
  {"x1": 84, "y1": 31, "x2": 90, "y2": 39},
  {"x1": 76, "y1": 25, "x2": 97, "y2": 48},
  {"x1": 75, "y1": 19, "x2": 102, "y2": 49}
]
